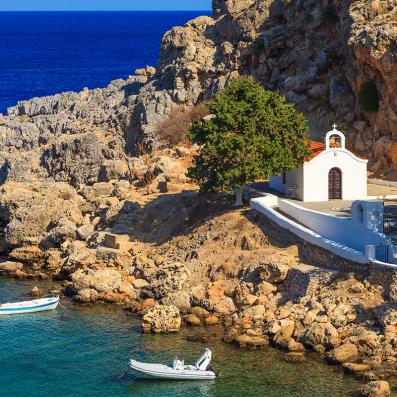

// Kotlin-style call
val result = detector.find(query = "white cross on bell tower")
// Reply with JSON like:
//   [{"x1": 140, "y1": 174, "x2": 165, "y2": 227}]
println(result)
[{"x1": 332, "y1": 123, "x2": 338, "y2": 130}]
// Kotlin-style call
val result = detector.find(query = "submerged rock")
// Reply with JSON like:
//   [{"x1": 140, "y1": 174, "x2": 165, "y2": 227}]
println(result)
[{"x1": 360, "y1": 381, "x2": 391, "y2": 397}]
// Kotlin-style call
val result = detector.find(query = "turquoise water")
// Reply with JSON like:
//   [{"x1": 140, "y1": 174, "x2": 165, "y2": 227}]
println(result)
[{"x1": 0, "y1": 278, "x2": 367, "y2": 397}]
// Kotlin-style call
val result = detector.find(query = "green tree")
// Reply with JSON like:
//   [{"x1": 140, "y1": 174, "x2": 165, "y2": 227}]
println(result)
[{"x1": 187, "y1": 77, "x2": 311, "y2": 205}]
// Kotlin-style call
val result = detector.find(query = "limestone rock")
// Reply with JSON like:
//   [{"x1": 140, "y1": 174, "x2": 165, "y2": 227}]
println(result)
[
  {"x1": 360, "y1": 381, "x2": 391, "y2": 397},
  {"x1": 374, "y1": 304, "x2": 397, "y2": 329},
  {"x1": 343, "y1": 362, "x2": 371, "y2": 375},
  {"x1": 30, "y1": 286, "x2": 44, "y2": 297},
  {"x1": 145, "y1": 262, "x2": 190, "y2": 300},
  {"x1": 132, "y1": 278, "x2": 149, "y2": 289},
  {"x1": 302, "y1": 323, "x2": 341, "y2": 350},
  {"x1": 243, "y1": 304, "x2": 267, "y2": 319},
  {"x1": 49, "y1": 220, "x2": 77, "y2": 244},
  {"x1": 76, "y1": 225, "x2": 95, "y2": 241},
  {"x1": 329, "y1": 304, "x2": 357, "y2": 327},
  {"x1": 326, "y1": 343, "x2": 359, "y2": 364},
  {"x1": 9, "y1": 245, "x2": 43, "y2": 263},
  {"x1": 0, "y1": 182, "x2": 85, "y2": 247},
  {"x1": 71, "y1": 268, "x2": 122, "y2": 296},
  {"x1": 244, "y1": 255, "x2": 290, "y2": 284},
  {"x1": 0, "y1": 261, "x2": 23, "y2": 275},
  {"x1": 205, "y1": 316, "x2": 219, "y2": 326},
  {"x1": 186, "y1": 315, "x2": 201, "y2": 326},
  {"x1": 232, "y1": 334, "x2": 269, "y2": 349},
  {"x1": 141, "y1": 305, "x2": 181, "y2": 333}
]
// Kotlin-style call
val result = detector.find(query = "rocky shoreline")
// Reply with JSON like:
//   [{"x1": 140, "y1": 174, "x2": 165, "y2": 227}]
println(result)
[{"x1": 0, "y1": 147, "x2": 397, "y2": 396}]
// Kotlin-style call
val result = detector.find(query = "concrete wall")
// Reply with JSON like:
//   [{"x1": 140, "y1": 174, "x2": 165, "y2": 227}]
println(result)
[
  {"x1": 250, "y1": 197, "x2": 397, "y2": 270},
  {"x1": 278, "y1": 199, "x2": 388, "y2": 254},
  {"x1": 250, "y1": 197, "x2": 368, "y2": 264}
]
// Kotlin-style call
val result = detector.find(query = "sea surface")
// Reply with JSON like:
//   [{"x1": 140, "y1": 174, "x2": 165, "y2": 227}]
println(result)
[
  {"x1": 0, "y1": 11, "x2": 206, "y2": 114},
  {"x1": 0, "y1": 278, "x2": 370, "y2": 397}
]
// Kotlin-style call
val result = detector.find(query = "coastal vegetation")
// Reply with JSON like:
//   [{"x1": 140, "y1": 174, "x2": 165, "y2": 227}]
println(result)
[{"x1": 187, "y1": 77, "x2": 310, "y2": 203}]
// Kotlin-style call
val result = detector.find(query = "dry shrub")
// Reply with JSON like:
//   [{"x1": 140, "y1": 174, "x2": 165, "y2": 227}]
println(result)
[{"x1": 156, "y1": 103, "x2": 209, "y2": 147}]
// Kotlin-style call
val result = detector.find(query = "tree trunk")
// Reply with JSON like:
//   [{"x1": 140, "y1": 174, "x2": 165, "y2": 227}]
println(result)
[{"x1": 233, "y1": 187, "x2": 243, "y2": 207}]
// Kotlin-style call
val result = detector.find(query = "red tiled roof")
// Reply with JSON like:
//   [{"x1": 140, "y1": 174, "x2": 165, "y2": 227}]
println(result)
[
  {"x1": 306, "y1": 140, "x2": 325, "y2": 160},
  {"x1": 305, "y1": 140, "x2": 368, "y2": 161}
]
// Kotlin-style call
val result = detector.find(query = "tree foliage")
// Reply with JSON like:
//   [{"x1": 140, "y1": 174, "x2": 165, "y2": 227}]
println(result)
[{"x1": 187, "y1": 77, "x2": 311, "y2": 193}]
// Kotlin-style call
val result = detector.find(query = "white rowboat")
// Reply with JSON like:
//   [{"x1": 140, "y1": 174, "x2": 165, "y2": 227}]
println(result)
[
  {"x1": 0, "y1": 295, "x2": 59, "y2": 315},
  {"x1": 129, "y1": 348, "x2": 217, "y2": 380}
]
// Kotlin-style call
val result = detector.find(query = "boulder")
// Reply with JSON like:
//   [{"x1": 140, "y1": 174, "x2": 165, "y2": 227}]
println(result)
[
  {"x1": 137, "y1": 298, "x2": 156, "y2": 312},
  {"x1": 326, "y1": 343, "x2": 359, "y2": 364},
  {"x1": 272, "y1": 320, "x2": 295, "y2": 347},
  {"x1": 205, "y1": 316, "x2": 219, "y2": 326},
  {"x1": 186, "y1": 315, "x2": 201, "y2": 326},
  {"x1": 0, "y1": 261, "x2": 24, "y2": 275},
  {"x1": 76, "y1": 225, "x2": 95, "y2": 241},
  {"x1": 132, "y1": 278, "x2": 149, "y2": 289},
  {"x1": 9, "y1": 245, "x2": 43, "y2": 263},
  {"x1": 161, "y1": 291, "x2": 191, "y2": 312},
  {"x1": 71, "y1": 268, "x2": 122, "y2": 295},
  {"x1": 360, "y1": 381, "x2": 391, "y2": 397},
  {"x1": 49, "y1": 219, "x2": 77, "y2": 243},
  {"x1": 145, "y1": 262, "x2": 190, "y2": 300},
  {"x1": 30, "y1": 286, "x2": 43, "y2": 297},
  {"x1": 243, "y1": 304, "x2": 267, "y2": 319},
  {"x1": 244, "y1": 255, "x2": 290, "y2": 284},
  {"x1": 374, "y1": 304, "x2": 397, "y2": 328},
  {"x1": 141, "y1": 305, "x2": 181, "y2": 333},
  {"x1": 302, "y1": 322, "x2": 340, "y2": 350},
  {"x1": 0, "y1": 183, "x2": 85, "y2": 246},
  {"x1": 283, "y1": 76, "x2": 307, "y2": 92},
  {"x1": 329, "y1": 304, "x2": 357, "y2": 327},
  {"x1": 43, "y1": 249, "x2": 63, "y2": 270},
  {"x1": 191, "y1": 306, "x2": 210, "y2": 318},
  {"x1": 61, "y1": 245, "x2": 96, "y2": 275}
]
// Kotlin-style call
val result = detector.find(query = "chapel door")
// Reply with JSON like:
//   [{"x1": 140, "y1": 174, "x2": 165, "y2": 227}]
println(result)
[{"x1": 328, "y1": 168, "x2": 342, "y2": 200}]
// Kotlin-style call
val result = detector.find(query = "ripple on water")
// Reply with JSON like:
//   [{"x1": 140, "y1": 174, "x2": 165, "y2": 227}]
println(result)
[{"x1": 0, "y1": 278, "x2": 370, "y2": 397}]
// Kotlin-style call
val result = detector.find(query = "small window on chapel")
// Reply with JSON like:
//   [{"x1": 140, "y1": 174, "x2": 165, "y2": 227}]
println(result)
[
  {"x1": 329, "y1": 134, "x2": 342, "y2": 148},
  {"x1": 282, "y1": 172, "x2": 286, "y2": 184}
]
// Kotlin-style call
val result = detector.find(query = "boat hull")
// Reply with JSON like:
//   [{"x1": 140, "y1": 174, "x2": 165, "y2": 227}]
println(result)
[
  {"x1": 129, "y1": 360, "x2": 216, "y2": 380},
  {"x1": 0, "y1": 297, "x2": 59, "y2": 315}
]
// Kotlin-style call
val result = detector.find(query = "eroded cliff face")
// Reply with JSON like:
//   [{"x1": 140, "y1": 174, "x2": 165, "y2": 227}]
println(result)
[{"x1": 0, "y1": 0, "x2": 397, "y2": 186}]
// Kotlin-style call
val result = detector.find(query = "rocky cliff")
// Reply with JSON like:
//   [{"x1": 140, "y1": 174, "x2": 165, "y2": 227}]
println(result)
[{"x1": 2, "y1": 0, "x2": 397, "y2": 186}]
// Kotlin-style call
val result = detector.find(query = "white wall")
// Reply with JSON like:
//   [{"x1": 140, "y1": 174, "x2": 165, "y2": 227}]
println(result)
[
  {"x1": 302, "y1": 149, "x2": 367, "y2": 202},
  {"x1": 269, "y1": 149, "x2": 367, "y2": 203},
  {"x1": 278, "y1": 199, "x2": 388, "y2": 253},
  {"x1": 269, "y1": 168, "x2": 304, "y2": 199}
]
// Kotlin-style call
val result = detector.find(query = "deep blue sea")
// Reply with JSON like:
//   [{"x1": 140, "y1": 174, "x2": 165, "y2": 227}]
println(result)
[
  {"x1": 0, "y1": 11, "x2": 206, "y2": 114},
  {"x1": 0, "y1": 278, "x2": 369, "y2": 397}
]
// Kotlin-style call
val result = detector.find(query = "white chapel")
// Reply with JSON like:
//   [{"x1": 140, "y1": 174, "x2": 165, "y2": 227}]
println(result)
[{"x1": 269, "y1": 125, "x2": 368, "y2": 202}]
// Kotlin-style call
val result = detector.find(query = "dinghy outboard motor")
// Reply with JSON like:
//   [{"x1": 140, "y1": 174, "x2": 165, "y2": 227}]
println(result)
[{"x1": 195, "y1": 348, "x2": 212, "y2": 371}]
